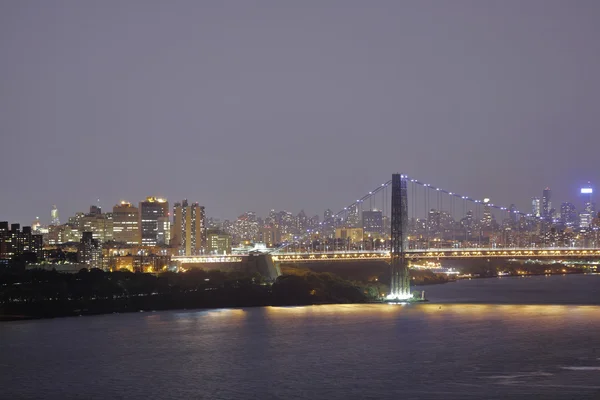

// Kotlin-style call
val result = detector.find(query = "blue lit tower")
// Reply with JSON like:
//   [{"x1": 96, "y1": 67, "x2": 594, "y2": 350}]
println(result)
[{"x1": 388, "y1": 173, "x2": 410, "y2": 300}]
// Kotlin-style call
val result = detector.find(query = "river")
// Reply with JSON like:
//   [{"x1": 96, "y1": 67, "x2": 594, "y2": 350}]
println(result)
[{"x1": 1, "y1": 274, "x2": 600, "y2": 399}]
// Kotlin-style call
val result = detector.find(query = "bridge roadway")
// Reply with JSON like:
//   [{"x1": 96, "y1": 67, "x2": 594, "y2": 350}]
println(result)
[{"x1": 173, "y1": 248, "x2": 600, "y2": 264}]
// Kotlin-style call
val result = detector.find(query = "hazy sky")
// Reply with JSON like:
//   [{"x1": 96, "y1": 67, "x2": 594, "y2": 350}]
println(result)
[{"x1": 1, "y1": 1, "x2": 599, "y2": 224}]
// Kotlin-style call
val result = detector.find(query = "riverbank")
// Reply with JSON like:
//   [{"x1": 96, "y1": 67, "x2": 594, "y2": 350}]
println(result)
[{"x1": 0, "y1": 268, "x2": 382, "y2": 321}]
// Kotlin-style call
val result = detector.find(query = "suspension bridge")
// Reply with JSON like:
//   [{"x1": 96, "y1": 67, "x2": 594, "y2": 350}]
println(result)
[{"x1": 174, "y1": 174, "x2": 600, "y2": 299}]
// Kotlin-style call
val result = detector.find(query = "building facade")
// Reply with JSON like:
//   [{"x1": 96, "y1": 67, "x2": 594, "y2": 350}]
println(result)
[
  {"x1": 172, "y1": 200, "x2": 206, "y2": 256},
  {"x1": 139, "y1": 197, "x2": 169, "y2": 246},
  {"x1": 362, "y1": 210, "x2": 384, "y2": 234},
  {"x1": 0, "y1": 222, "x2": 43, "y2": 264},
  {"x1": 112, "y1": 202, "x2": 141, "y2": 245},
  {"x1": 78, "y1": 231, "x2": 102, "y2": 269},
  {"x1": 207, "y1": 231, "x2": 232, "y2": 255}
]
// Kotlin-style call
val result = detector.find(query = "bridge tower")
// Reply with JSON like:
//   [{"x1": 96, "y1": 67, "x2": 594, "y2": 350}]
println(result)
[{"x1": 388, "y1": 173, "x2": 411, "y2": 300}]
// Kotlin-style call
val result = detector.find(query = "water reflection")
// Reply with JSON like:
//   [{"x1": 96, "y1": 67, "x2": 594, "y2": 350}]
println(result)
[{"x1": 3, "y1": 275, "x2": 600, "y2": 400}]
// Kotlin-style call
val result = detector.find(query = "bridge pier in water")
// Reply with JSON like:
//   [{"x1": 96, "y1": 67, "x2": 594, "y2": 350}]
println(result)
[{"x1": 388, "y1": 173, "x2": 412, "y2": 300}]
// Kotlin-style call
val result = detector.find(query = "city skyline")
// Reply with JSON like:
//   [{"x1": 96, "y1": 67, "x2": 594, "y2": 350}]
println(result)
[
  {"x1": 9, "y1": 178, "x2": 598, "y2": 229},
  {"x1": 2, "y1": 1, "x2": 600, "y2": 224}
]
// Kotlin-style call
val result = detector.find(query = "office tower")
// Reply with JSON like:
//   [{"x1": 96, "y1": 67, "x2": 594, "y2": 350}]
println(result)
[
  {"x1": 581, "y1": 184, "x2": 595, "y2": 214},
  {"x1": 51, "y1": 205, "x2": 60, "y2": 225},
  {"x1": 531, "y1": 197, "x2": 541, "y2": 218},
  {"x1": 112, "y1": 202, "x2": 141, "y2": 245},
  {"x1": 79, "y1": 206, "x2": 113, "y2": 243},
  {"x1": 172, "y1": 200, "x2": 206, "y2": 255},
  {"x1": 139, "y1": 197, "x2": 169, "y2": 246},
  {"x1": 362, "y1": 210, "x2": 384, "y2": 234},
  {"x1": 560, "y1": 202, "x2": 577, "y2": 227},
  {"x1": 346, "y1": 204, "x2": 360, "y2": 227},
  {"x1": 481, "y1": 199, "x2": 493, "y2": 227},
  {"x1": 542, "y1": 188, "x2": 552, "y2": 219},
  {"x1": 78, "y1": 231, "x2": 102, "y2": 269}
]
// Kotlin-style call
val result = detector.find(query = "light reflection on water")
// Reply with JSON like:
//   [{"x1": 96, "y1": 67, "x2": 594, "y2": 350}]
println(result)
[{"x1": 1, "y1": 275, "x2": 600, "y2": 399}]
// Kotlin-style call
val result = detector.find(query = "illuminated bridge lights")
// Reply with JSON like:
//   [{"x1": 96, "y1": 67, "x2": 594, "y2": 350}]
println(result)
[
  {"x1": 173, "y1": 249, "x2": 600, "y2": 265},
  {"x1": 270, "y1": 248, "x2": 600, "y2": 263},
  {"x1": 173, "y1": 256, "x2": 244, "y2": 264}
]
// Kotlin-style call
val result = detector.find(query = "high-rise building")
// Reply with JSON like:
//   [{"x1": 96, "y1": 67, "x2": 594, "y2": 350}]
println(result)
[
  {"x1": 560, "y1": 202, "x2": 577, "y2": 228},
  {"x1": 362, "y1": 210, "x2": 384, "y2": 234},
  {"x1": 50, "y1": 205, "x2": 60, "y2": 226},
  {"x1": 47, "y1": 224, "x2": 80, "y2": 245},
  {"x1": 542, "y1": 188, "x2": 552, "y2": 219},
  {"x1": 157, "y1": 216, "x2": 171, "y2": 245},
  {"x1": 481, "y1": 199, "x2": 493, "y2": 227},
  {"x1": 139, "y1": 197, "x2": 169, "y2": 246},
  {"x1": 579, "y1": 212, "x2": 593, "y2": 229},
  {"x1": 172, "y1": 200, "x2": 206, "y2": 255},
  {"x1": 531, "y1": 197, "x2": 541, "y2": 218},
  {"x1": 258, "y1": 226, "x2": 281, "y2": 246},
  {"x1": 346, "y1": 204, "x2": 360, "y2": 227},
  {"x1": 509, "y1": 204, "x2": 518, "y2": 225},
  {"x1": 296, "y1": 210, "x2": 307, "y2": 231},
  {"x1": 112, "y1": 202, "x2": 141, "y2": 245},
  {"x1": 0, "y1": 223, "x2": 43, "y2": 263},
  {"x1": 581, "y1": 184, "x2": 595, "y2": 215},
  {"x1": 78, "y1": 231, "x2": 102, "y2": 269},
  {"x1": 79, "y1": 206, "x2": 113, "y2": 243}
]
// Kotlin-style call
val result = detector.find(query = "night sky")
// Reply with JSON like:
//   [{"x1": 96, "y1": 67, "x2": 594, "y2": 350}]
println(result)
[{"x1": 2, "y1": 1, "x2": 599, "y2": 224}]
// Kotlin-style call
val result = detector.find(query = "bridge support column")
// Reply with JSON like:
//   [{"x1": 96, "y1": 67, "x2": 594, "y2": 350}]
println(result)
[{"x1": 388, "y1": 173, "x2": 411, "y2": 300}]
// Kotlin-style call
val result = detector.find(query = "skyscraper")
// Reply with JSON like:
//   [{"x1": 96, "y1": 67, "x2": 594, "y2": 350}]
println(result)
[
  {"x1": 362, "y1": 210, "x2": 384, "y2": 234},
  {"x1": 560, "y1": 202, "x2": 577, "y2": 228},
  {"x1": 531, "y1": 197, "x2": 541, "y2": 218},
  {"x1": 509, "y1": 204, "x2": 518, "y2": 225},
  {"x1": 542, "y1": 188, "x2": 552, "y2": 219},
  {"x1": 581, "y1": 184, "x2": 595, "y2": 214},
  {"x1": 112, "y1": 202, "x2": 141, "y2": 245},
  {"x1": 346, "y1": 204, "x2": 359, "y2": 227},
  {"x1": 50, "y1": 205, "x2": 60, "y2": 226},
  {"x1": 172, "y1": 200, "x2": 206, "y2": 255},
  {"x1": 78, "y1": 231, "x2": 102, "y2": 269},
  {"x1": 139, "y1": 197, "x2": 169, "y2": 246}
]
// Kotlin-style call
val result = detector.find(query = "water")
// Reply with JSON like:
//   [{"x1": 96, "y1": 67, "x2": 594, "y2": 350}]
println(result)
[{"x1": 2, "y1": 275, "x2": 600, "y2": 399}]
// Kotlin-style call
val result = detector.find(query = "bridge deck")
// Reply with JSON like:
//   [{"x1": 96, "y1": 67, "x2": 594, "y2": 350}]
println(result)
[{"x1": 173, "y1": 248, "x2": 600, "y2": 264}]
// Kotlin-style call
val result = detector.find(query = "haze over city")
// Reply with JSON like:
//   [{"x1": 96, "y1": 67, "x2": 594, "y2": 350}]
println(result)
[
  {"x1": 5, "y1": 3, "x2": 600, "y2": 400},
  {"x1": 2, "y1": 1, "x2": 599, "y2": 224}
]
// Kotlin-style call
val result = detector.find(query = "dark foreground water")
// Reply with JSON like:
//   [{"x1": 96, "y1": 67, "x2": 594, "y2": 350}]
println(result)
[{"x1": 2, "y1": 275, "x2": 600, "y2": 400}]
